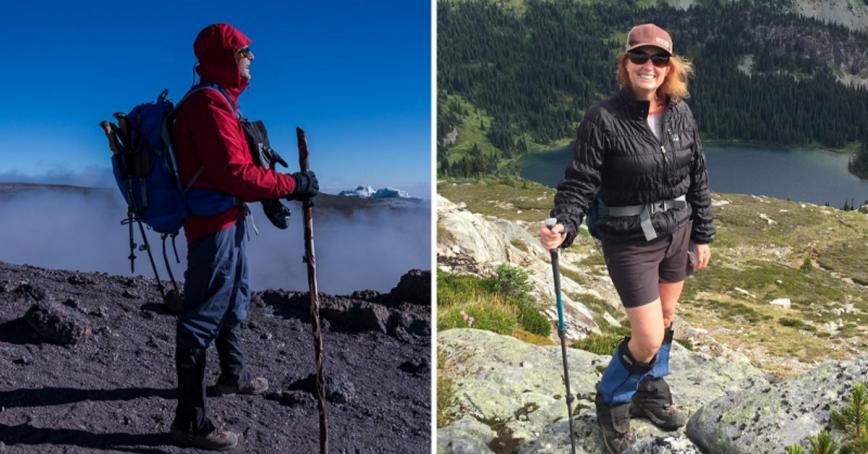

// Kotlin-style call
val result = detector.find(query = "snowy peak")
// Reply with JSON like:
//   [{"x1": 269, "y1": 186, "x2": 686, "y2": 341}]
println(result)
[{"x1": 338, "y1": 185, "x2": 412, "y2": 199}]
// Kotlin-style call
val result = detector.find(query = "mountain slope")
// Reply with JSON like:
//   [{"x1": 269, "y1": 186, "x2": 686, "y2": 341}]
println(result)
[{"x1": 0, "y1": 262, "x2": 430, "y2": 453}]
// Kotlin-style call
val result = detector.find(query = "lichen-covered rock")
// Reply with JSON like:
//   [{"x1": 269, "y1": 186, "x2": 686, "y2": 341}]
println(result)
[
  {"x1": 438, "y1": 328, "x2": 766, "y2": 453},
  {"x1": 437, "y1": 416, "x2": 498, "y2": 454},
  {"x1": 625, "y1": 435, "x2": 704, "y2": 454},
  {"x1": 437, "y1": 196, "x2": 608, "y2": 341},
  {"x1": 686, "y1": 357, "x2": 868, "y2": 453}
]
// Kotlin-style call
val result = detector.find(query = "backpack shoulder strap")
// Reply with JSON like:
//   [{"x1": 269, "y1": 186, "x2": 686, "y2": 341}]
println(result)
[{"x1": 177, "y1": 83, "x2": 240, "y2": 120}]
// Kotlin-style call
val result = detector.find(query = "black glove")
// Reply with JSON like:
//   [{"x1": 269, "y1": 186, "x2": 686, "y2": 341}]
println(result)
[
  {"x1": 261, "y1": 199, "x2": 291, "y2": 230},
  {"x1": 289, "y1": 170, "x2": 319, "y2": 199}
]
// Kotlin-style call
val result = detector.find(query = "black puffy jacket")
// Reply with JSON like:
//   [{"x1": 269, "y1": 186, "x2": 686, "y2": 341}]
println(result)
[{"x1": 551, "y1": 88, "x2": 715, "y2": 246}]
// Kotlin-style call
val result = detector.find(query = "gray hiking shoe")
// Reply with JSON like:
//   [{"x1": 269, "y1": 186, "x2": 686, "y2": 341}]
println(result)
[
  {"x1": 170, "y1": 425, "x2": 238, "y2": 451},
  {"x1": 630, "y1": 377, "x2": 686, "y2": 430},
  {"x1": 215, "y1": 376, "x2": 269, "y2": 395},
  {"x1": 595, "y1": 392, "x2": 637, "y2": 453}
]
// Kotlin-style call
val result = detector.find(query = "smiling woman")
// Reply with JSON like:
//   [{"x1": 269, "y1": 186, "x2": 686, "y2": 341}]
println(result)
[{"x1": 541, "y1": 23, "x2": 714, "y2": 453}]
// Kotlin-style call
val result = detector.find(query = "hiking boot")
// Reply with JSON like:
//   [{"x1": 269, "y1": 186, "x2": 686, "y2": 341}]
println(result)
[
  {"x1": 630, "y1": 377, "x2": 686, "y2": 430},
  {"x1": 170, "y1": 424, "x2": 238, "y2": 451},
  {"x1": 215, "y1": 376, "x2": 269, "y2": 395},
  {"x1": 595, "y1": 391, "x2": 636, "y2": 453}
]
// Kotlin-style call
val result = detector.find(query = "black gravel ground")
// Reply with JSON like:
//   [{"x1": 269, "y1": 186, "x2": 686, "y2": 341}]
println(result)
[{"x1": 0, "y1": 262, "x2": 430, "y2": 453}]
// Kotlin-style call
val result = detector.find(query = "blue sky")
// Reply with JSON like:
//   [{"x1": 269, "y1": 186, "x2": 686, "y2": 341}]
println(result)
[{"x1": 0, "y1": 0, "x2": 431, "y2": 197}]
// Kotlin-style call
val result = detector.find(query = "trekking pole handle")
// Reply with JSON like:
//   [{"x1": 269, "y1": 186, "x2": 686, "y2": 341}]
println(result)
[{"x1": 544, "y1": 218, "x2": 566, "y2": 334}]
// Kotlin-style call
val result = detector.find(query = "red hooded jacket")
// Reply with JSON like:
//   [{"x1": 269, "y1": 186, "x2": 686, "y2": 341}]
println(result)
[{"x1": 174, "y1": 24, "x2": 296, "y2": 242}]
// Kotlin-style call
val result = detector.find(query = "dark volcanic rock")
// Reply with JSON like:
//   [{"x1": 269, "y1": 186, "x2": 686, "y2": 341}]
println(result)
[
  {"x1": 410, "y1": 318, "x2": 431, "y2": 336},
  {"x1": 320, "y1": 297, "x2": 390, "y2": 334},
  {"x1": 66, "y1": 274, "x2": 94, "y2": 286},
  {"x1": 16, "y1": 282, "x2": 50, "y2": 302},
  {"x1": 387, "y1": 269, "x2": 430, "y2": 305},
  {"x1": 0, "y1": 260, "x2": 429, "y2": 452},
  {"x1": 266, "y1": 390, "x2": 315, "y2": 407},
  {"x1": 399, "y1": 357, "x2": 430, "y2": 375},
  {"x1": 351, "y1": 289, "x2": 381, "y2": 301},
  {"x1": 23, "y1": 302, "x2": 92, "y2": 345},
  {"x1": 290, "y1": 373, "x2": 357, "y2": 404}
]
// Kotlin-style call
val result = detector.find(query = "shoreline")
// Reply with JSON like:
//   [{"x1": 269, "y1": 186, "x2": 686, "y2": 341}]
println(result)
[{"x1": 523, "y1": 139, "x2": 866, "y2": 180}]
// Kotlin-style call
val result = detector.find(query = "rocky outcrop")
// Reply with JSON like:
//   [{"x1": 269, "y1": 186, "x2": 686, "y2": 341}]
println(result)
[
  {"x1": 791, "y1": 0, "x2": 868, "y2": 34},
  {"x1": 437, "y1": 329, "x2": 766, "y2": 454},
  {"x1": 23, "y1": 302, "x2": 92, "y2": 345},
  {"x1": 438, "y1": 196, "x2": 614, "y2": 341},
  {"x1": 687, "y1": 358, "x2": 868, "y2": 453},
  {"x1": 439, "y1": 328, "x2": 868, "y2": 453},
  {"x1": 388, "y1": 269, "x2": 431, "y2": 305}
]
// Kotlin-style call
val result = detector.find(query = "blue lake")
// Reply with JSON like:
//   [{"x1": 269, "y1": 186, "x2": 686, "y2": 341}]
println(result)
[{"x1": 521, "y1": 143, "x2": 868, "y2": 208}]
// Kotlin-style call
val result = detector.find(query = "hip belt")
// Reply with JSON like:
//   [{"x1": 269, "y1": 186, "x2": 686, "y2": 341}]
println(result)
[{"x1": 607, "y1": 195, "x2": 687, "y2": 241}]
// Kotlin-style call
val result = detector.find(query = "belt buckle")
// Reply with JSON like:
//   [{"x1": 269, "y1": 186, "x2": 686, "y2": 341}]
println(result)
[{"x1": 650, "y1": 201, "x2": 666, "y2": 214}]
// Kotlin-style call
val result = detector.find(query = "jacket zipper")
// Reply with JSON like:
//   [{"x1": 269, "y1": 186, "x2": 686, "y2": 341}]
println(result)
[
  {"x1": 659, "y1": 105, "x2": 667, "y2": 164},
  {"x1": 643, "y1": 104, "x2": 668, "y2": 164}
]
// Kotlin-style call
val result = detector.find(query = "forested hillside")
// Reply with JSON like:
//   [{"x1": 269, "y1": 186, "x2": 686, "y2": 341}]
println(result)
[{"x1": 438, "y1": 0, "x2": 868, "y2": 177}]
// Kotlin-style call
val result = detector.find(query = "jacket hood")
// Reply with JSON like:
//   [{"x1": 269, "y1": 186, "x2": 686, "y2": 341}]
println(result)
[{"x1": 194, "y1": 23, "x2": 251, "y2": 99}]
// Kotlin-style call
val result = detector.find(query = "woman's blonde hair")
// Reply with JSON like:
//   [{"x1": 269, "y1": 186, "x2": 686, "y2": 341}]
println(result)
[{"x1": 616, "y1": 51, "x2": 694, "y2": 103}]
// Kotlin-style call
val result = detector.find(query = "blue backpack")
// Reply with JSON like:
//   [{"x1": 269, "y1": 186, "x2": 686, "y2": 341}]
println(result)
[
  {"x1": 102, "y1": 84, "x2": 238, "y2": 307},
  {"x1": 109, "y1": 84, "x2": 238, "y2": 235}
]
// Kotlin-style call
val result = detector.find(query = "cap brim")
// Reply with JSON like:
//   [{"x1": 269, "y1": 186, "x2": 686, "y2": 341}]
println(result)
[{"x1": 626, "y1": 43, "x2": 672, "y2": 55}]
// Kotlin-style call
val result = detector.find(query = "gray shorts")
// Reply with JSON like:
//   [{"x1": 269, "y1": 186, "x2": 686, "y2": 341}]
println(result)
[{"x1": 601, "y1": 222, "x2": 691, "y2": 308}]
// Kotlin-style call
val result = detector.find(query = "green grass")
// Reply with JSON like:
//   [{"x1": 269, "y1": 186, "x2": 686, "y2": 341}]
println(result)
[
  {"x1": 437, "y1": 348, "x2": 460, "y2": 428},
  {"x1": 515, "y1": 301, "x2": 552, "y2": 337},
  {"x1": 439, "y1": 297, "x2": 520, "y2": 335},
  {"x1": 567, "y1": 292, "x2": 611, "y2": 316},
  {"x1": 437, "y1": 266, "x2": 552, "y2": 338},
  {"x1": 710, "y1": 194, "x2": 867, "y2": 250},
  {"x1": 779, "y1": 317, "x2": 817, "y2": 332},
  {"x1": 439, "y1": 94, "x2": 505, "y2": 171},
  {"x1": 510, "y1": 238, "x2": 529, "y2": 253},
  {"x1": 437, "y1": 176, "x2": 553, "y2": 223},
  {"x1": 682, "y1": 260, "x2": 853, "y2": 317},
  {"x1": 559, "y1": 267, "x2": 591, "y2": 287},
  {"x1": 438, "y1": 272, "x2": 488, "y2": 308},
  {"x1": 577, "y1": 250, "x2": 607, "y2": 270},
  {"x1": 512, "y1": 328, "x2": 557, "y2": 346},
  {"x1": 818, "y1": 240, "x2": 868, "y2": 286},
  {"x1": 571, "y1": 324, "x2": 630, "y2": 355}
]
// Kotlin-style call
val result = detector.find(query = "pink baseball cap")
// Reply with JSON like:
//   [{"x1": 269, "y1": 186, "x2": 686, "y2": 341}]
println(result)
[{"x1": 626, "y1": 23, "x2": 673, "y2": 55}]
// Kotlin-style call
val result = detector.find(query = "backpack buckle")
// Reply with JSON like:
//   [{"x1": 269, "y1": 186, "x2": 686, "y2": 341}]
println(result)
[{"x1": 649, "y1": 201, "x2": 667, "y2": 215}]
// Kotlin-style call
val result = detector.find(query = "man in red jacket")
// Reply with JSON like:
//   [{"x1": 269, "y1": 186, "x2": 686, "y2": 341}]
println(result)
[{"x1": 170, "y1": 23, "x2": 318, "y2": 450}]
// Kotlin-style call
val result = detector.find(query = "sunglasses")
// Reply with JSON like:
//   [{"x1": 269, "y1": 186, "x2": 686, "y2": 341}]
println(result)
[
  {"x1": 237, "y1": 47, "x2": 254, "y2": 60},
  {"x1": 627, "y1": 50, "x2": 670, "y2": 67}
]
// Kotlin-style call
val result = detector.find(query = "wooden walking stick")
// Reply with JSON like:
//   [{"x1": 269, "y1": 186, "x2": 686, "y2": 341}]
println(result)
[{"x1": 297, "y1": 127, "x2": 328, "y2": 453}]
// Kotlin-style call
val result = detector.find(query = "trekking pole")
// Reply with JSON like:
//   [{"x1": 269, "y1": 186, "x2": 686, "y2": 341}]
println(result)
[
  {"x1": 135, "y1": 220, "x2": 167, "y2": 300},
  {"x1": 296, "y1": 127, "x2": 328, "y2": 454},
  {"x1": 545, "y1": 218, "x2": 577, "y2": 454}
]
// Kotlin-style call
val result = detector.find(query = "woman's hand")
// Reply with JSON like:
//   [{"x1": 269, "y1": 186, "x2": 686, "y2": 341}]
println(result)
[
  {"x1": 694, "y1": 244, "x2": 711, "y2": 270},
  {"x1": 539, "y1": 222, "x2": 566, "y2": 251}
]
